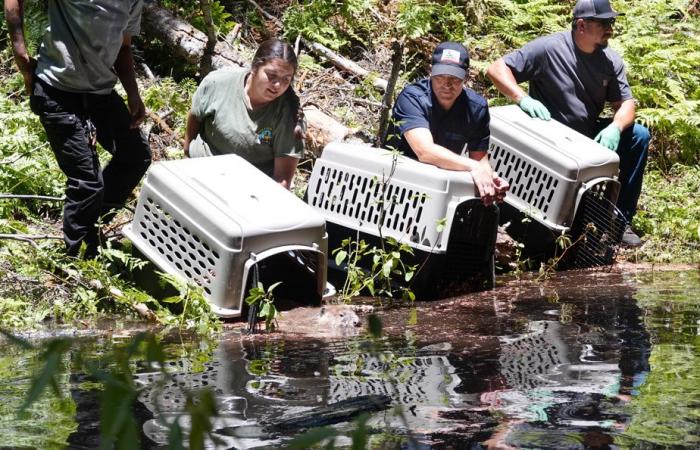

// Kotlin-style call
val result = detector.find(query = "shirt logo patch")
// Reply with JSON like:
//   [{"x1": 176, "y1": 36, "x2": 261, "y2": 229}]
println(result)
[
  {"x1": 440, "y1": 49, "x2": 461, "y2": 64},
  {"x1": 256, "y1": 128, "x2": 273, "y2": 145}
]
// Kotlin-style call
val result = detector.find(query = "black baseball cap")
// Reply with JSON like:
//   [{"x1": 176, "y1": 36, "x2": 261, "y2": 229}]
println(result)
[
  {"x1": 573, "y1": 0, "x2": 624, "y2": 19},
  {"x1": 431, "y1": 42, "x2": 469, "y2": 79}
]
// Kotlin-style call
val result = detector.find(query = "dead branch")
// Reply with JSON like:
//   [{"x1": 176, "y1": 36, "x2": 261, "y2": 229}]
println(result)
[
  {"x1": 0, "y1": 233, "x2": 63, "y2": 248},
  {"x1": 146, "y1": 109, "x2": 184, "y2": 147},
  {"x1": 376, "y1": 41, "x2": 403, "y2": 146},
  {"x1": 243, "y1": 0, "x2": 388, "y2": 91},
  {"x1": 0, "y1": 194, "x2": 64, "y2": 201}
]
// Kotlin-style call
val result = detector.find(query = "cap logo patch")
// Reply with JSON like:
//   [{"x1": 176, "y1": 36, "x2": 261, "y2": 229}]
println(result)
[{"x1": 440, "y1": 49, "x2": 461, "y2": 64}]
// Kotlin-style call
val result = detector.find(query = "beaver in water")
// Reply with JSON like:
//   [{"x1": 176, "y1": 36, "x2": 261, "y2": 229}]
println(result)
[{"x1": 277, "y1": 304, "x2": 363, "y2": 336}]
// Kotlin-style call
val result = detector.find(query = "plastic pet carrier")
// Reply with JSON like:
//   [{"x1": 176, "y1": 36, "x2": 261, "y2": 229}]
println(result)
[
  {"x1": 306, "y1": 143, "x2": 499, "y2": 298},
  {"x1": 123, "y1": 155, "x2": 330, "y2": 318},
  {"x1": 489, "y1": 105, "x2": 626, "y2": 267}
]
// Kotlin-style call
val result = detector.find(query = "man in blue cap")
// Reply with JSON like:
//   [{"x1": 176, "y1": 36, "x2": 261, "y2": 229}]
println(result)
[
  {"x1": 386, "y1": 41, "x2": 509, "y2": 206},
  {"x1": 487, "y1": 0, "x2": 650, "y2": 247}
]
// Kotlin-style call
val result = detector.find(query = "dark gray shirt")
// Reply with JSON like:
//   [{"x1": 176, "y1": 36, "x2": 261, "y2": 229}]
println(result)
[
  {"x1": 36, "y1": 0, "x2": 143, "y2": 94},
  {"x1": 503, "y1": 31, "x2": 632, "y2": 137}
]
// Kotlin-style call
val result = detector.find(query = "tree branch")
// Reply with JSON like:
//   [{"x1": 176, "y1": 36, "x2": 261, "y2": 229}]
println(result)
[
  {"x1": 243, "y1": 0, "x2": 388, "y2": 91},
  {"x1": 376, "y1": 40, "x2": 403, "y2": 146},
  {"x1": 0, "y1": 194, "x2": 64, "y2": 201}
]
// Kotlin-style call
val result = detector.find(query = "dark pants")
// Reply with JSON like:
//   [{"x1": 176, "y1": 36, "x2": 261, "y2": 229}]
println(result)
[
  {"x1": 30, "y1": 79, "x2": 151, "y2": 256},
  {"x1": 592, "y1": 119, "x2": 650, "y2": 223}
]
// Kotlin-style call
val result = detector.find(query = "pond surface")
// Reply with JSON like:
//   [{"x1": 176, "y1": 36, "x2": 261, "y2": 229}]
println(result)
[{"x1": 1, "y1": 269, "x2": 698, "y2": 449}]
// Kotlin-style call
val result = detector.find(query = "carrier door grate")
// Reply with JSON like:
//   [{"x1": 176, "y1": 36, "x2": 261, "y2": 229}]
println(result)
[
  {"x1": 567, "y1": 188, "x2": 625, "y2": 268},
  {"x1": 440, "y1": 200, "x2": 498, "y2": 289}
]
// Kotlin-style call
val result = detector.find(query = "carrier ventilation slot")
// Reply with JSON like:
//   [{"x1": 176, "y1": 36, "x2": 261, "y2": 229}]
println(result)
[
  {"x1": 137, "y1": 197, "x2": 220, "y2": 295},
  {"x1": 490, "y1": 143, "x2": 558, "y2": 219},
  {"x1": 311, "y1": 165, "x2": 427, "y2": 238}
]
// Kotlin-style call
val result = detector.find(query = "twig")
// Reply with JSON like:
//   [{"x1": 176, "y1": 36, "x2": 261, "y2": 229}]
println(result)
[
  {"x1": 243, "y1": 0, "x2": 389, "y2": 91},
  {"x1": 0, "y1": 233, "x2": 63, "y2": 248},
  {"x1": 0, "y1": 194, "x2": 64, "y2": 201},
  {"x1": 246, "y1": 0, "x2": 279, "y2": 23},
  {"x1": 199, "y1": 0, "x2": 217, "y2": 76},
  {"x1": 376, "y1": 41, "x2": 403, "y2": 146},
  {"x1": 146, "y1": 109, "x2": 184, "y2": 146}
]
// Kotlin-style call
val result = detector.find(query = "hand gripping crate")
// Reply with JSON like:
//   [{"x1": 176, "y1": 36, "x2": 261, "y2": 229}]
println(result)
[
  {"x1": 123, "y1": 155, "x2": 329, "y2": 318},
  {"x1": 489, "y1": 105, "x2": 626, "y2": 267},
  {"x1": 306, "y1": 142, "x2": 499, "y2": 298}
]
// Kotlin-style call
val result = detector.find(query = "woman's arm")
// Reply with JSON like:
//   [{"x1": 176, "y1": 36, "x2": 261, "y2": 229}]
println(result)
[
  {"x1": 184, "y1": 111, "x2": 201, "y2": 157},
  {"x1": 273, "y1": 156, "x2": 299, "y2": 190}
]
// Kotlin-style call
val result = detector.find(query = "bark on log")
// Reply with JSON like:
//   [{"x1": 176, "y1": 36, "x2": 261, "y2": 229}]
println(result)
[{"x1": 141, "y1": 3, "x2": 246, "y2": 70}]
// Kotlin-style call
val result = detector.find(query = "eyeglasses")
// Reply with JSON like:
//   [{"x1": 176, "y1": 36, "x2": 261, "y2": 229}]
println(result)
[{"x1": 586, "y1": 17, "x2": 616, "y2": 27}]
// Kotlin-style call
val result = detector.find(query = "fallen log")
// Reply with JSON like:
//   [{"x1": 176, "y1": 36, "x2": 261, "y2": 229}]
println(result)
[{"x1": 141, "y1": 2, "x2": 246, "y2": 70}]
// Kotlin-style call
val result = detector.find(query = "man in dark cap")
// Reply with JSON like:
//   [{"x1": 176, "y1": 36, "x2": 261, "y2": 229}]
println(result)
[
  {"x1": 487, "y1": 0, "x2": 650, "y2": 247},
  {"x1": 385, "y1": 42, "x2": 509, "y2": 206}
]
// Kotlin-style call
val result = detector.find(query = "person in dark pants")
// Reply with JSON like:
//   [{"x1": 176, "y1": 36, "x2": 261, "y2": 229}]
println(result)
[
  {"x1": 5, "y1": 0, "x2": 151, "y2": 258},
  {"x1": 487, "y1": 0, "x2": 650, "y2": 247}
]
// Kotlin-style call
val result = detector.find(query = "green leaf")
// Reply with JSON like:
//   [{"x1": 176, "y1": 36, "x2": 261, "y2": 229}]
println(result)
[
  {"x1": 167, "y1": 417, "x2": 185, "y2": 450},
  {"x1": 368, "y1": 314, "x2": 382, "y2": 338},
  {"x1": 287, "y1": 426, "x2": 337, "y2": 449},
  {"x1": 21, "y1": 338, "x2": 71, "y2": 412},
  {"x1": 161, "y1": 296, "x2": 182, "y2": 304},
  {"x1": 335, "y1": 249, "x2": 348, "y2": 265},
  {"x1": 267, "y1": 281, "x2": 283, "y2": 293}
]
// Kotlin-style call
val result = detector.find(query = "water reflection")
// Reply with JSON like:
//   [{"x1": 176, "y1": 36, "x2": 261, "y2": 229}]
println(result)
[{"x1": 1, "y1": 269, "x2": 698, "y2": 449}]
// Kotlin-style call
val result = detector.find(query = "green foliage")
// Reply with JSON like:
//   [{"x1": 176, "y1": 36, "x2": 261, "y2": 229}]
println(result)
[
  {"x1": 333, "y1": 236, "x2": 416, "y2": 302},
  {"x1": 617, "y1": 0, "x2": 700, "y2": 166},
  {"x1": 142, "y1": 77, "x2": 198, "y2": 138},
  {"x1": 282, "y1": 0, "x2": 377, "y2": 50},
  {"x1": 160, "y1": 0, "x2": 236, "y2": 36},
  {"x1": 244, "y1": 281, "x2": 282, "y2": 332},
  {"x1": 158, "y1": 273, "x2": 222, "y2": 333},
  {"x1": 395, "y1": 0, "x2": 466, "y2": 41},
  {"x1": 1, "y1": 331, "x2": 220, "y2": 450},
  {"x1": 631, "y1": 164, "x2": 700, "y2": 263}
]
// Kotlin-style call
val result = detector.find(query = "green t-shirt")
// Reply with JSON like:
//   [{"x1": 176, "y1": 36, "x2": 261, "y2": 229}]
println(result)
[{"x1": 189, "y1": 68, "x2": 304, "y2": 177}]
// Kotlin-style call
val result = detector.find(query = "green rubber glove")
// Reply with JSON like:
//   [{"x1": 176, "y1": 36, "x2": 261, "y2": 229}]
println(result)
[
  {"x1": 594, "y1": 123, "x2": 621, "y2": 152},
  {"x1": 518, "y1": 95, "x2": 551, "y2": 120}
]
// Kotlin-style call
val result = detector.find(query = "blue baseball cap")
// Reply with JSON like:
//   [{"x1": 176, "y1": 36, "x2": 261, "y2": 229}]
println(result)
[
  {"x1": 431, "y1": 42, "x2": 469, "y2": 79},
  {"x1": 573, "y1": 0, "x2": 624, "y2": 19}
]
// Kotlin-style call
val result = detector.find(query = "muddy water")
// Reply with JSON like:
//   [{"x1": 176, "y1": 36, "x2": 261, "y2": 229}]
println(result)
[{"x1": 1, "y1": 269, "x2": 698, "y2": 449}]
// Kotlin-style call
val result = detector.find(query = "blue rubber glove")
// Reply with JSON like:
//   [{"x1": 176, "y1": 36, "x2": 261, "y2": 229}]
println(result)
[
  {"x1": 594, "y1": 123, "x2": 621, "y2": 152},
  {"x1": 518, "y1": 95, "x2": 551, "y2": 120}
]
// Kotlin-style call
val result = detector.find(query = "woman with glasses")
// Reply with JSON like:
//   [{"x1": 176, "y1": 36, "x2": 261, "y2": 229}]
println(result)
[{"x1": 184, "y1": 39, "x2": 305, "y2": 190}]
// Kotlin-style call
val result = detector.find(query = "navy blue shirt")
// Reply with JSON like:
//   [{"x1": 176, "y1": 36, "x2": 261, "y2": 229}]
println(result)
[{"x1": 385, "y1": 78, "x2": 490, "y2": 158}]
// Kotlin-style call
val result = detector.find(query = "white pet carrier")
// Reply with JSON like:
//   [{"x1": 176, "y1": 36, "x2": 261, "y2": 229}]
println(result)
[
  {"x1": 489, "y1": 105, "x2": 626, "y2": 266},
  {"x1": 123, "y1": 155, "x2": 329, "y2": 318},
  {"x1": 306, "y1": 143, "x2": 499, "y2": 297}
]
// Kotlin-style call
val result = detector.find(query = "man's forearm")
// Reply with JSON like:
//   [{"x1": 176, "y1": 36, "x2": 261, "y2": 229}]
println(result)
[
  {"x1": 612, "y1": 99, "x2": 636, "y2": 131},
  {"x1": 5, "y1": 0, "x2": 30, "y2": 67},
  {"x1": 114, "y1": 43, "x2": 140, "y2": 99},
  {"x1": 486, "y1": 58, "x2": 526, "y2": 103}
]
